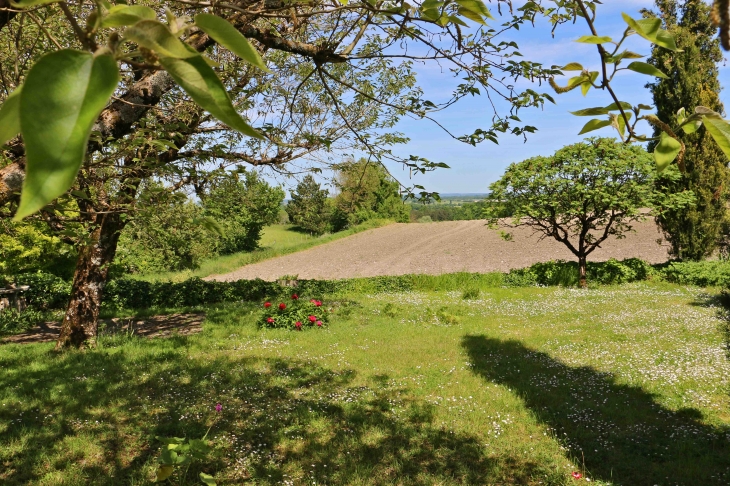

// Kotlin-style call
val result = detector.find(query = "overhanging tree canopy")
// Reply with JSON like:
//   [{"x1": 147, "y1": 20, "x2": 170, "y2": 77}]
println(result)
[{"x1": 0, "y1": 0, "x2": 559, "y2": 348}]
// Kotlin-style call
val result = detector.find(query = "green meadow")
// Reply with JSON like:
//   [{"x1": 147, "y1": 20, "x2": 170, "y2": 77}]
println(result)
[{"x1": 1, "y1": 281, "x2": 728, "y2": 485}]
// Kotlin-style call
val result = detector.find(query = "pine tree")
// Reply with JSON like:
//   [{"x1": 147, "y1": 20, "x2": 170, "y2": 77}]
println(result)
[
  {"x1": 286, "y1": 175, "x2": 331, "y2": 236},
  {"x1": 648, "y1": 0, "x2": 730, "y2": 260}
]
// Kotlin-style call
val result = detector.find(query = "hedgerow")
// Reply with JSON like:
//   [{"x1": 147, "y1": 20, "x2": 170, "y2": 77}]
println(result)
[{"x1": 5, "y1": 259, "x2": 730, "y2": 315}]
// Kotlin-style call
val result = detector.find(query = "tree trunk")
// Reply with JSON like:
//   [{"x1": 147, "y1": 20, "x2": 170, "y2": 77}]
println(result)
[
  {"x1": 578, "y1": 255, "x2": 587, "y2": 289},
  {"x1": 55, "y1": 213, "x2": 125, "y2": 349}
]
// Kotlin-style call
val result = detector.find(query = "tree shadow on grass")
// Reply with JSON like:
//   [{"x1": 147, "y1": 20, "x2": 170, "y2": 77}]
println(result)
[
  {"x1": 0, "y1": 335, "x2": 552, "y2": 485},
  {"x1": 462, "y1": 335, "x2": 730, "y2": 486}
]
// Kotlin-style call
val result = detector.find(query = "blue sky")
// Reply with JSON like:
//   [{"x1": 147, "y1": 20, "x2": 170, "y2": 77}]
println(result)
[{"x1": 377, "y1": 0, "x2": 730, "y2": 194}]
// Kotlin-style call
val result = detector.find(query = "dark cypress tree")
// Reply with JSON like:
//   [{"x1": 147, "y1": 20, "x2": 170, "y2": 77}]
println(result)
[{"x1": 648, "y1": 0, "x2": 729, "y2": 260}]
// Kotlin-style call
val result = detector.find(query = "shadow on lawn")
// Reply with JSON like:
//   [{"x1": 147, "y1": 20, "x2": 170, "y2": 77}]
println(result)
[
  {"x1": 463, "y1": 335, "x2": 730, "y2": 486},
  {"x1": 0, "y1": 335, "x2": 551, "y2": 485}
]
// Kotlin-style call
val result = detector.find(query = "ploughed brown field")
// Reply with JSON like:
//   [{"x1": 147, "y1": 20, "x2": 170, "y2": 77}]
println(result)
[{"x1": 209, "y1": 219, "x2": 672, "y2": 282}]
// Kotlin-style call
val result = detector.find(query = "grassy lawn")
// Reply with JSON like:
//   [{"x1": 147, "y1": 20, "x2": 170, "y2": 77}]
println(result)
[
  {"x1": 1, "y1": 282, "x2": 729, "y2": 485},
  {"x1": 138, "y1": 220, "x2": 392, "y2": 282}
]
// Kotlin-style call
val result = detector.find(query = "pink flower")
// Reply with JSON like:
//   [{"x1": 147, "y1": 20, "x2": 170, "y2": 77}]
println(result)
[
  {"x1": 314, "y1": 300, "x2": 322, "y2": 307},
  {"x1": 279, "y1": 303, "x2": 286, "y2": 310},
  {"x1": 308, "y1": 315, "x2": 316, "y2": 322},
  {"x1": 266, "y1": 317, "x2": 274, "y2": 324},
  {"x1": 316, "y1": 320, "x2": 322, "y2": 327},
  {"x1": 572, "y1": 472, "x2": 582, "y2": 480},
  {"x1": 291, "y1": 294, "x2": 299, "y2": 300},
  {"x1": 215, "y1": 403, "x2": 222, "y2": 413},
  {"x1": 295, "y1": 321, "x2": 302, "y2": 330},
  {"x1": 264, "y1": 302, "x2": 272, "y2": 308}
]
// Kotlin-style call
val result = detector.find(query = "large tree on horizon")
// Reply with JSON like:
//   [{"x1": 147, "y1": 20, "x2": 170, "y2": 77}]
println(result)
[
  {"x1": 647, "y1": 0, "x2": 730, "y2": 260},
  {"x1": 486, "y1": 138, "x2": 694, "y2": 288}
]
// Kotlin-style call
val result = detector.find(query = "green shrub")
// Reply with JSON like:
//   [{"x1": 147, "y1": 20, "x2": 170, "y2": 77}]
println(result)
[
  {"x1": 13, "y1": 272, "x2": 72, "y2": 310},
  {"x1": 592, "y1": 258, "x2": 656, "y2": 284},
  {"x1": 462, "y1": 287, "x2": 481, "y2": 300},
  {"x1": 0, "y1": 221, "x2": 77, "y2": 280},
  {"x1": 202, "y1": 170, "x2": 285, "y2": 254},
  {"x1": 286, "y1": 175, "x2": 332, "y2": 236},
  {"x1": 103, "y1": 277, "x2": 280, "y2": 310},
  {"x1": 504, "y1": 258, "x2": 658, "y2": 287},
  {"x1": 21, "y1": 260, "x2": 730, "y2": 317},
  {"x1": 331, "y1": 158, "x2": 409, "y2": 231},
  {"x1": 503, "y1": 268, "x2": 539, "y2": 287},
  {"x1": 0, "y1": 308, "x2": 46, "y2": 336},
  {"x1": 659, "y1": 261, "x2": 730, "y2": 287},
  {"x1": 115, "y1": 187, "x2": 218, "y2": 274}
]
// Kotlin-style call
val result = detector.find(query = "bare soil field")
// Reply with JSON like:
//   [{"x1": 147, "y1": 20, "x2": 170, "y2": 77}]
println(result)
[{"x1": 209, "y1": 219, "x2": 671, "y2": 282}]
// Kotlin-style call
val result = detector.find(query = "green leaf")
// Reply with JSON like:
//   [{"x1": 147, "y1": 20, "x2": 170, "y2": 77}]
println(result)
[
  {"x1": 622, "y1": 14, "x2": 660, "y2": 40},
  {"x1": 626, "y1": 61, "x2": 668, "y2": 79},
  {"x1": 578, "y1": 118, "x2": 611, "y2": 135},
  {"x1": 702, "y1": 117, "x2": 730, "y2": 160},
  {"x1": 567, "y1": 75, "x2": 587, "y2": 89},
  {"x1": 15, "y1": 51, "x2": 119, "y2": 220},
  {"x1": 160, "y1": 448, "x2": 177, "y2": 465},
  {"x1": 189, "y1": 439, "x2": 213, "y2": 454},
  {"x1": 159, "y1": 55, "x2": 262, "y2": 139},
  {"x1": 605, "y1": 101, "x2": 633, "y2": 112},
  {"x1": 174, "y1": 453, "x2": 190, "y2": 465},
  {"x1": 569, "y1": 102, "x2": 631, "y2": 117},
  {"x1": 615, "y1": 112, "x2": 632, "y2": 137},
  {"x1": 676, "y1": 107, "x2": 701, "y2": 134},
  {"x1": 681, "y1": 119, "x2": 702, "y2": 134},
  {"x1": 157, "y1": 436, "x2": 186, "y2": 445},
  {"x1": 448, "y1": 13, "x2": 470, "y2": 26},
  {"x1": 676, "y1": 107, "x2": 686, "y2": 124},
  {"x1": 622, "y1": 13, "x2": 680, "y2": 51},
  {"x1": 654, "y1": 28, "x2": 680, "y2": 51},
  {"x1": 560, "y1": 62, "x2": 583, "y2": 71},
  {"x1": 194, "y1": 14, "x2": 269, "y2": 72},
  {"x1": 101, "y1": 5, "x2": 157, "y2": 28},
  {"x1": 454, "y1": 0, "x2": 493, "y2": 20},
  {"x1": 124, "y1": 20, "x2": 197, "y2": 59},
  {"x1": 613, "y1": 50, "x2": 644, "y2": 61},
  {"x1": 70, "y1": 190, "x2": 91, "y2": 201},
  {"x1": 0, "y1": 87, "x2": 22, "y2": 147},
  {"x1": 580, "y1": 72, "x2": 598, "y2": 97},
  {"x1": 576, "y1": 35, "x2": 612, "y2": 44},
  {"x1": 654, "y1": 132, "x2": 682, "y2": 172},
  {"x1": 637, "y1": 104, "x2": 653, "y2": 110},
  {"x1": 570, "y1": 106, "x2": 610, "y2": 117},
  {"x1": 695, "y1": 106, "x2": 722, "y2": 118},
  {"x1": 200, "y1": 472, "x2": 217, "y2": 486},
  {"x1": 456, "y1": 7, "x2": 486, "y2": 25}
]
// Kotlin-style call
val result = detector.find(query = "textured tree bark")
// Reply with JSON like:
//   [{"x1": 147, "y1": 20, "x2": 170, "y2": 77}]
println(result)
[
  {"x1": 578, "y1": 255, "x2": 587, "y2": 288},
  {"x1": 55, "y1": 211, "x2": 125, "y2": 349},
  {"x1": 0, "y1": 159, "x2": 24, "y2": 205}
]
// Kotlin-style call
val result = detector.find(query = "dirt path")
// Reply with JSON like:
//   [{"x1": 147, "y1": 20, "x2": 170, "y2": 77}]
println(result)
[
  {"x1": 209, "y1": 219, "x2": 671, "y2": 282},
  {"x1": 1, "y1": 313, "x2": 205, "y2": 345}
]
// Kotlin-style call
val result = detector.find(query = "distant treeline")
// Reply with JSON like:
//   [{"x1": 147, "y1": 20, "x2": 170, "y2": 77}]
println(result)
[{"x1": 409, "y1": 200, "x2": 511, "y2": 222}]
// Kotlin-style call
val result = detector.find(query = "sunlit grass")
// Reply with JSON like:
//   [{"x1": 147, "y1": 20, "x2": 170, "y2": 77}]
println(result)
[
  {"x1": 1, "y1": 282, "x2": 729, "y2": 485},
  {"x1": 136, "y1": 219, "x2": 394, "y2": 282}
]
